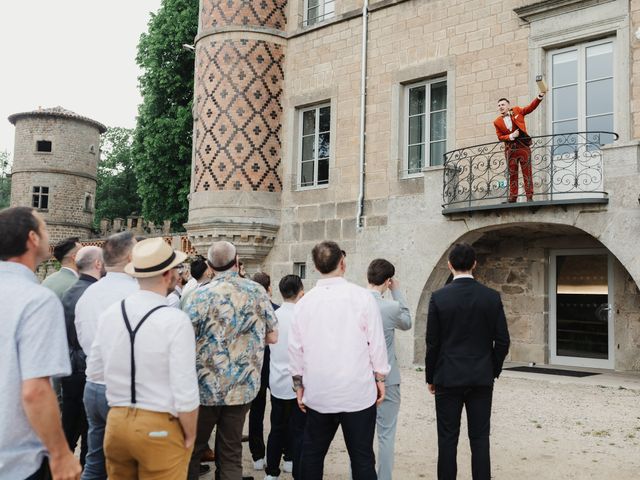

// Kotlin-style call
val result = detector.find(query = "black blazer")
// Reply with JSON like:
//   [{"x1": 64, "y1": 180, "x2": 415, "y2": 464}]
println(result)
[{"x1": 425, "y1": 277, "x2": 510, "y2": 387}]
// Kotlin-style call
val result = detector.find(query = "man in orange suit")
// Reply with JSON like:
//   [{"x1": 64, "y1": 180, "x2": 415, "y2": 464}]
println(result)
[{"x1": 494, "y1": 93, "x2": 545, "y2": 202}]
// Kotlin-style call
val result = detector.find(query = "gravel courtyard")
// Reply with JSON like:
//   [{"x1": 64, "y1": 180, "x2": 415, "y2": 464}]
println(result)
[{"x1": 209, "y1": 365, "x2": 640, "y2": 479}]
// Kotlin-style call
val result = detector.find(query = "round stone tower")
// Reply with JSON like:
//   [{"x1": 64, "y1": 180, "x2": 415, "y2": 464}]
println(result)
[
  {"x1": 185, "y1": 0, "x2": 287, "y2": 267},
  {"x1": 8, "y1": 106, "x2": 106, "y2": 242}
]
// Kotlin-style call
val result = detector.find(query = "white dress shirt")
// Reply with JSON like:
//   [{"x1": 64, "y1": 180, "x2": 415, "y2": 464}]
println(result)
[
  {"x1": 289, "y1": 277, "x2": 390, "y2": 414},
  {"x1": 503, "y1": 115, "x2": 512, "y2": 131},
  {"x1": 269, "y1": 302, "x2": 296, "y2": 400},
  {"x1": 75, "y1": 272, "x2": 139, "y2": 384},
  {"x1": 86, "y1": 290, "x2": 200, "y2": 416},
  {"x1": 166, "y1": 285, "x2": 182, "y2": 308}
]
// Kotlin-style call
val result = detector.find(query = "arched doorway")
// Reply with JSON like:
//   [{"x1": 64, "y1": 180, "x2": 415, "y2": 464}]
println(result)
[{"x1": 414, "y1": 223, "x2": 640, "y2": 372}]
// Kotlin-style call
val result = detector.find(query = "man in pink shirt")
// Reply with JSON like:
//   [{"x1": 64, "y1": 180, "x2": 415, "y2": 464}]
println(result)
[{"x1": 289, "y1": 241, "x2": 390, "y2": 480}]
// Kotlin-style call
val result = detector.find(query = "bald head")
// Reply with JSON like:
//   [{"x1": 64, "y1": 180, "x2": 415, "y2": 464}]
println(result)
[
  {"x1": 75, "y1": 246, "x2": 105, "y2": 279},
  {"x1": 207, "y1": 241, "x2": 238, "y2": 272}
]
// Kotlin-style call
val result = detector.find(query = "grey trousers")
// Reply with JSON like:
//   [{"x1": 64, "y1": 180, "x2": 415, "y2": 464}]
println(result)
[{"x1": 376, "y1": 384, "x2": 401, "y2": 480}]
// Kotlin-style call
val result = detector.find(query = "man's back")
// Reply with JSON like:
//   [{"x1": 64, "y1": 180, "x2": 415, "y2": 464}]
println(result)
[
  {"x1": 75, "y1": 272, "x2": 138, "y2": 361},
  {"x1": 269, "y1": 302, "x2": 295, "y2": 400},
  {"x1": 426, "y1": 278, "x2": 510, "y2": 387},
  {"x1": 42, "y1": 267, "x2": 77, "y2": 298},
  {"x1": 372, "y1": 290, "x2": 412, "y2": 387},
  {"x1": 87, "y1": 290, "x2": 199, "y2": 415},
  {"x1": 290, "y1": 277, "x2": 389, "y2": 413},
  {"x1": 186, "y1": 271, "x2": 277, "y2": 406},
  {"x1": 62, "y1": 276, "x2": 97, "y2": 373},
  {"x1": 0, "y1": 262, "x2": 71, "y2": 478}
]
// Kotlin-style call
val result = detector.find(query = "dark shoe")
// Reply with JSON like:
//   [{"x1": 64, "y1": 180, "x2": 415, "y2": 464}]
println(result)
[
  {"x1": 201, "y1": 447, "x2": 215, "y2": 462},
  {"x1": 526, "y1": 197, "x2": 534, "y2": 202},
  {"x1": 200, "y1": 464, "x2": 211, "y2": 476},
  {"x1": 241, "y1": 434, "x2": 249, "y2": 442}
]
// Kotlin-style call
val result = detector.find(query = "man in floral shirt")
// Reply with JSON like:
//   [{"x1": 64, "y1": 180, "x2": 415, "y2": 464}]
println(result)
[{"x1": 185, "y1": 241, "x2": 278, "y2": 480}]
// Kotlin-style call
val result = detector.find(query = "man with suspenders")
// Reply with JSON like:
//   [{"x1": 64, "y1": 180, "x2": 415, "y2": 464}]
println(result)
[{"x1": 86, "y1": 237, "x2": 200, "y2": 479}]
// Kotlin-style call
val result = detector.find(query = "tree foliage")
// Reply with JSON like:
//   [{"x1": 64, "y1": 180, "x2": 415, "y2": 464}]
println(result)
[
  {"x1": 0, "y1": 151, "x2": 11, "y2": 209},
  {"x1": 132, "y1": 0, "x2": 197, "y2": 228},
  {"x1": 95, "y1": 127, "x2": 142, "y2": 225}
]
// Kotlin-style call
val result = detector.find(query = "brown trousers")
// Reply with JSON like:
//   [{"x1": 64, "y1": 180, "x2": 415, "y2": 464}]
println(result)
[
  {"x1": 104, "y1": 407, "x2": 193, "y2": 480},
  {"x1": 187, "y1": 403, "x2": 251, "y2": 480}
]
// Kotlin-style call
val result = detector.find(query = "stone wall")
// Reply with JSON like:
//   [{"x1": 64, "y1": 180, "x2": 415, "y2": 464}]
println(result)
[
  {"x1": 632, "y1": 0, "x2": 640, "y2": 139},
  {"x1": 10, "y1": 115, "x2": 100, "y2": 242}
]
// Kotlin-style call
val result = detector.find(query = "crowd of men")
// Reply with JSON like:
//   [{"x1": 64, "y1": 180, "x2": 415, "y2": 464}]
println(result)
[{"x1": 0, "y1": 205, "x2": 510, "y2": 480}]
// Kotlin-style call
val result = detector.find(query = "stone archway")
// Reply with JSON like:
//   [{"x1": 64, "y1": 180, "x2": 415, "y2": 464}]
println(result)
[{"x1": 413, "y1": 222, "x2": 640, "y2": 372}]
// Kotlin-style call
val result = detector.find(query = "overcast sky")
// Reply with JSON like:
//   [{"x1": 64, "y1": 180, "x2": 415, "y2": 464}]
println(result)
[{"x1": 0, "y1": 0, "x2": 162, "y2": 159}]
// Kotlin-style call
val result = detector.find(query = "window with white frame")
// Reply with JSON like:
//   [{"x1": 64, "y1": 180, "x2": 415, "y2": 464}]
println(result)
[
  {"x1": 299, "y1": 104, "x2": 330, "y2": 188},
  {"x1": 304, "y1": 0, "x2": 335, "y2": 26},
  {"x1": 32, "y1": 186, "x2": 49, "y2": 209},
  {"x1": 405, "y1": 78, "x2": 447, "y2": 175},
  {"x1": 549, "y1": 38, "x2": 615, "y2": 150}
]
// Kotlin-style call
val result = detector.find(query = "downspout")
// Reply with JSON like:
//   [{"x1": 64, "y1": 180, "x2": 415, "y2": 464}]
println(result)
[{"x1": 356, "y1": 0, "x2": 369, "y2": 230}]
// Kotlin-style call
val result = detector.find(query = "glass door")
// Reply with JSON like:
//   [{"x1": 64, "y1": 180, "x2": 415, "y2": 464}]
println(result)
[{"x1": 549, "y1": 250, "x2": 614, "y2": 369}]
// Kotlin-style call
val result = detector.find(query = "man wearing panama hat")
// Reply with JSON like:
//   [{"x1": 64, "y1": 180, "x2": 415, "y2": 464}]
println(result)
[{"x1": 86, "y1": 237, "x2": 200, "y2": 479}]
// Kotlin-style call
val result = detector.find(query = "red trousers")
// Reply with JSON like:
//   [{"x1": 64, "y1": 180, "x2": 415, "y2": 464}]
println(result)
[{"x1": 507, "y1": 146, "x2": 533, "y2": 201}]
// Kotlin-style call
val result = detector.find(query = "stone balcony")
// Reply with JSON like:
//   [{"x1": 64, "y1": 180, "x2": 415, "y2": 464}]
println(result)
[{"x1": 441, "y1": 132, "x2": 620, "y2": 215}]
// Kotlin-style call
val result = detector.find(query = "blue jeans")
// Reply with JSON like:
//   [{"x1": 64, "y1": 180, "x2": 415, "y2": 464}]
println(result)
[{"x1": 82, "y1": 381, "x2": 109, "y2": 480}]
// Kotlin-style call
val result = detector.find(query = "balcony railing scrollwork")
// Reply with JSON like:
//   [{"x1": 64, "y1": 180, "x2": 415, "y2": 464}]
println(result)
[{"x1": 442, "y1": 131, "x2": 618, "y2": 214}]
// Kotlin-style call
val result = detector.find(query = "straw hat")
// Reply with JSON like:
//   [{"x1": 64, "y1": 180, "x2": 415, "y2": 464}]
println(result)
[{"x1": 124, "y1": 237, "x2": 187, "y2": 278}]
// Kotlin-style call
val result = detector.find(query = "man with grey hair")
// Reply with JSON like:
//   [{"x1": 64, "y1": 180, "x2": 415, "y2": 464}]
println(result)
[
  {"x1": 60, "y1": 246, "x2": 105, "y2": 468},
  {"x1": 185, "y1": 241, "x2": 278, "y2": 480},
  {"x1": 74, "y1": 232, "x2": 138, "y2": 480}
]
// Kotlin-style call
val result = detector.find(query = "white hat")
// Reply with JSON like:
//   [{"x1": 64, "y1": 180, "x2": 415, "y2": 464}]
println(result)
[{"x1": 124, "y1": 237, "x2": 187, "y2": 278}]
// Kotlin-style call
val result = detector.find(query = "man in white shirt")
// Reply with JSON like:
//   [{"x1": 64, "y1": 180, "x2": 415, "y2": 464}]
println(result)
[
  {"x1": 180, "y1": 256, "x2": 212, "y2": 309},
  {"x1": 86, "y1": 237, "x2": 199, "y2": 479},
  {"x1": 74, "y1": 231, "x2": 138, "y2": 480},
  {"x1": 265, "y1": 274, "x2": 305, "y2": 480},
  {"x1": 289, "y1": 241, "x2": 390, "y2": 480}
]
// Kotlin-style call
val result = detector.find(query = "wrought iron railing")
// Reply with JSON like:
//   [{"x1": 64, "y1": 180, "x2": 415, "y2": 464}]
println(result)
[{"x1": 442, "y1": 131, "x2": 618, "y2": 212}]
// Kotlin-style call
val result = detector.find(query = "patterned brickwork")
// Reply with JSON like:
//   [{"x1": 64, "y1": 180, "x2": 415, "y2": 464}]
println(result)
[
  {"x1": 193, "y1": 38, "x2": 284, "y2": 193},
  {"x1": 200, "y1": 0, "x2": 287, "y2": 30}
]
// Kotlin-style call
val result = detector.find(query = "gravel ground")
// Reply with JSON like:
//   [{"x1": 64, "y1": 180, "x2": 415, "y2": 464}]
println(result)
[{"x1": 200, "y1": 366, "x2": 640, "y2": 479}]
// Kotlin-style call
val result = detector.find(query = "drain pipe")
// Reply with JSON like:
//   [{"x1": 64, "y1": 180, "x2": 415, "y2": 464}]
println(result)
[{"x1": 356, "y1": 0, "x2": 369, "y2": 230}]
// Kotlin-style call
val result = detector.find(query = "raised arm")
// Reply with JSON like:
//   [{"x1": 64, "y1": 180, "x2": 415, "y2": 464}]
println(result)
[
  {"x1": 521, "y1": 95, "x2": 543, "y2": 116},
  {"x1": 389, "y1": 283, "x2": 412, "y2": 331}
]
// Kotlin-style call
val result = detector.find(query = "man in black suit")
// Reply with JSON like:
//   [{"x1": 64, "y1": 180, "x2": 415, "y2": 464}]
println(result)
[
  {"x1": 60, "y1": 246, "x2": 105, "y2": 468},
  {"x1": 425, "y1": 243, "x2": 510, "y2": 480}
]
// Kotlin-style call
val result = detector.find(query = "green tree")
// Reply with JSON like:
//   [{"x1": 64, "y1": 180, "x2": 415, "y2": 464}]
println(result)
[
  {"x1": 132, "y1": 0, "x2": 197, "y2": 228},
  {"x1": 0, "y1": 150, "x2": 11, "y2": 209},
  {"x1": 95, "y1": 127, "x2": 142, "y2": 226}
]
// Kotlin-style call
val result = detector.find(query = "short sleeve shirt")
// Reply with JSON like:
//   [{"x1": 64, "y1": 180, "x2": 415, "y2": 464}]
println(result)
[
  {"x1": 184, "y1": 271, "x2": 277, "y2": 406},
  {"x1": 0, "y1": 262, "x2": 71, "y2": 479}
]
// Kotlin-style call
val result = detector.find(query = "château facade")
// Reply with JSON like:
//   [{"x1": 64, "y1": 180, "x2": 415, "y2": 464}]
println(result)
[{"x1": 186, "y1": 0, "x2": 640, "y2": 372}]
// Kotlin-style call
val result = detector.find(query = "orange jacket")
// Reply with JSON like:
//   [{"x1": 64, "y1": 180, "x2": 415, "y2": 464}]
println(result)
[{"x1": 493, "y1": 97, "x2": 542, "y2": 142}]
